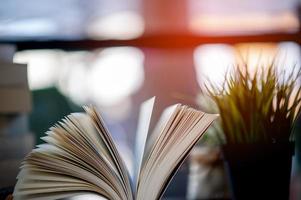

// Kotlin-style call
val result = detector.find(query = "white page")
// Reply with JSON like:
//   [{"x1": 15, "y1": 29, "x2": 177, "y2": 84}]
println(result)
[
  {"x1": 134, "y1": 97, "x2": 155, "y2": 190},
  {"x1": 136, "y1": 107, "x2": 218, "y2": 200},
  {"x1": 83, "y1": 107, "x2": 133, "y2": 200}
]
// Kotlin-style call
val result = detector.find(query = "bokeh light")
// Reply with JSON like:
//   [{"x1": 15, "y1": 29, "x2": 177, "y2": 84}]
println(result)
[
  {"x1": 88, "y1": 47, "x2": 144, "y2": 106},
  {"x1": 13, "y1": 50, "x2": 61, "y2": 90},
  {"x1": 194, "y1": 44, "x2": 235, "y2": 88}
]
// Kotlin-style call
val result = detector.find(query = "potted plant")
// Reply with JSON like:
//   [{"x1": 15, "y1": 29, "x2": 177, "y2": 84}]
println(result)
[{"x1": 204, "y1": 62, "x2": 301, "y2": 200}]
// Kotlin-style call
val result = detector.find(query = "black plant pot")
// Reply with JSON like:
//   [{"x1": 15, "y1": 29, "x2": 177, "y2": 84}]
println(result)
[{"x1": 222, "y1": 142, "x2": 294, "y2": 200}]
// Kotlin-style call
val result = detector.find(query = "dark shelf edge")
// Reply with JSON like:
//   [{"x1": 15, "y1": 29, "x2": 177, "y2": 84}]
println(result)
[{"x1": 0, "y1": 32, "x2": 300, "y2": 51}]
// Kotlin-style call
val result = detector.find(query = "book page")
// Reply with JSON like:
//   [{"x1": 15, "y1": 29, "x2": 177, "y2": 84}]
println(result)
[
  {"x1": 134, "y1": 97, "x2": 155, "y2": 190},
  {"x1": 14, "y1": 109, "x2": 133, "y2": 200},
  {"x1": 142, "y1": 104, "x2": 180, "y2": 165},
  {"x1": 83, "y1": 107, "x2": 133, "y2": 200},
  {"x1": 155, "y1": 113, "x2": 218, "y2": 199},
  {"x1": 12, "y1": 102, "x2": 217, "y2": 200},
  {"x1": 137, "y1": 105, "x2": 218, "y2": 200}
]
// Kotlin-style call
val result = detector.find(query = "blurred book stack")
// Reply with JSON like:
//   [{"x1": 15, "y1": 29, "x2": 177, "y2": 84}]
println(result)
[{"x1": 0, "y1": 45, "x2": 34, "y2": 189}]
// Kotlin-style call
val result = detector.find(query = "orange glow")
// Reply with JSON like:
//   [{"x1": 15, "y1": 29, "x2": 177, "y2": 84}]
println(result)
[
  {"x1": 190, "y1": 11, "x2": 299, "y2": 35},
  {"x1": 194, "y1": 42, "x2": 300, "y2": 88},
  {"x1": 234, "y1": 43, "x2": 278, "y2": 74}
]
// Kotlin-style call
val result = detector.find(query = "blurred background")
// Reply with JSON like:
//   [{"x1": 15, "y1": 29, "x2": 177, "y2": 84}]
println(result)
[{"x1": 0, "y1": 0, "x2": 301, "y2": 199}]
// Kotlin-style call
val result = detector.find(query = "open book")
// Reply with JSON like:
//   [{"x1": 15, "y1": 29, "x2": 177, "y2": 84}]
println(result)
[{"x1": 13, "y1": 98, "x2": 218, "y2": 200}]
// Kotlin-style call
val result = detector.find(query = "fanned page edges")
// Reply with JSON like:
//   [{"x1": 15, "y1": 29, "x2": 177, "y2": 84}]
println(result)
[
  {"x1": 137, "y1": 105, "x2": 218, "y2": 200},
  {"x1": 13, "y1": 102, "x2": 218, "y2": 200},
  {"x1": 14, "y1": 106, "x2": 133, "y2": 200}
]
